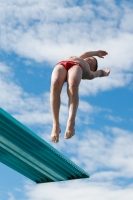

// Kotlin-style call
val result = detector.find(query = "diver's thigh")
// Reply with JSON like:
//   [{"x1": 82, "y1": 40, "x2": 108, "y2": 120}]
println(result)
[
  {"x1": 67, "y1": 65, "x2": 82, "y2": 86},
  {"x1": 51, "y1": 64, "x2": 67, "y2": 83}
]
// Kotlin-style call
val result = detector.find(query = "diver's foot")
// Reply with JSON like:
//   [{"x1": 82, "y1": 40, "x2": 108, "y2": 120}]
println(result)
[
  {"x1": 65, "y1": 122, "x2": 75, "y2": 139},
  {"x1": 50, "y1": 125, "x2": 61, "y2": 143}
]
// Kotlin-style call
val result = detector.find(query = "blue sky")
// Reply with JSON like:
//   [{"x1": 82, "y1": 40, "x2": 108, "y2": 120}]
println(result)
[{"x1": 0, "y1": 0, "x2": 133, "y2": 199}]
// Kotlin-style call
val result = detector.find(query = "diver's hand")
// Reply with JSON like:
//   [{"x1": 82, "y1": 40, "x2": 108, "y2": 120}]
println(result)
[
  {"x1": 104, "y1": 68, "x2": 110, "y2": 76},
  {"x1": 97, "y1": 50, "x2": 108, "y2": 58}
]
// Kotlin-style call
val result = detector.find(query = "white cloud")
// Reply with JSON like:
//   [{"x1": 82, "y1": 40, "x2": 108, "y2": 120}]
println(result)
[
  {"x1": 105, "y1": 115, "x2": 124, "y2": 123},
  {"x1": 23, "y1": 179, "x2": 133, "y2": 200},
  {"x1": 8, "y1": 192, "x2": 15, "y2": 200},
  {"x1": 0, "y1": 0, "x2": 133, "y2": 62},
  {"x1": 0, "y1": 62, "x2": 51, "y2": 125},
  {"x1": 120, "y1": 4, "x2": 133, "y2": 32},
  {"x1": 1, "y1": 0, "x2": 133, "y2": 96}
]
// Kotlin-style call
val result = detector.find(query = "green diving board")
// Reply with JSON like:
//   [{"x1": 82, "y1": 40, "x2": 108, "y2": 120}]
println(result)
[{"x1": 0, "y1": 108, "x2": 90, "y2": 183}]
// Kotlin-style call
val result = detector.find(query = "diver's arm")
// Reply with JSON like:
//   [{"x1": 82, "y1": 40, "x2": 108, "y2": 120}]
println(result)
[
  {"x1": 79, "y1": 51, "x2": 98, "y2": 59},
  {"x1": 90, "y1": 68, "x2": 110, "y2": 79},
  {"x1": 79, "y1": 50, "x2": 108, "y2": 59}
]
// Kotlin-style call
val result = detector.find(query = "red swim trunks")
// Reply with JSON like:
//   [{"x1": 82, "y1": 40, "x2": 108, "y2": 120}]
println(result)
[{"x1": 56, "y1": 61, "x2": 83, "y2": 71}]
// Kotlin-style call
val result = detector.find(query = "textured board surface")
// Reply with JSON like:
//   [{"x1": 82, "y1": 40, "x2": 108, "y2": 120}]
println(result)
[{"x1": 0, "y1": 108, "x2": 90, "y2": 183}]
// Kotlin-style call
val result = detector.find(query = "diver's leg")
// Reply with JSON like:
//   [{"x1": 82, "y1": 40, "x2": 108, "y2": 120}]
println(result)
[
  {"x1": 65, "y1": 65, "x2": 82, "y2": 139},
  {"x1": 50, "y1": 65, "x2": 67, "y2": 142}
]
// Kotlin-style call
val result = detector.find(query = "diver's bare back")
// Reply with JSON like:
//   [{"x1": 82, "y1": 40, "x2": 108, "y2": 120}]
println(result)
[{"x1": 62, "y1": 56, "x2": 91, "y2": 79}]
